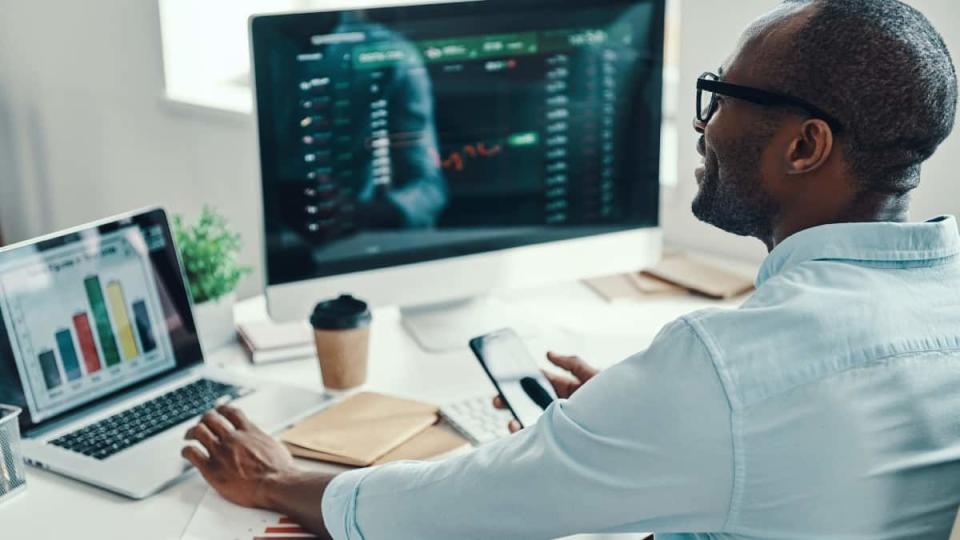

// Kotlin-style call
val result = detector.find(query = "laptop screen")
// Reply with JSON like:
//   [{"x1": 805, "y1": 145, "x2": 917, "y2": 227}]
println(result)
[{"x1": 0, "y1": 208, "x2": 204, "y2": 430}]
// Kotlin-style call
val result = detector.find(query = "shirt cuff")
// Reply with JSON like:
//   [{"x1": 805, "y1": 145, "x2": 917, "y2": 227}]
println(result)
[{"x1": 321, "y1": 468, "x2": 374, "y2": 540}]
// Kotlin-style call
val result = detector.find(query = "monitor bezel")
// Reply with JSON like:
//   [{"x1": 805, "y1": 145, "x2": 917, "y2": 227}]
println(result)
[{"x1": 250, "y1": 0, "x2": 666, "y2": 293}]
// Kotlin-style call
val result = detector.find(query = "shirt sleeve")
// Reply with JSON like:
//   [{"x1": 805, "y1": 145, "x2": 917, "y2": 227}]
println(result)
[{"x1": 321, "y1": 318, "x2": 734, "y2": 540}]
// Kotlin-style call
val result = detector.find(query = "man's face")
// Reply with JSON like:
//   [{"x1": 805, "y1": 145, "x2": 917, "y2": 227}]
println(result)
[{"x1": 691, "y1": 54, "x2": 783, "y2": 241}]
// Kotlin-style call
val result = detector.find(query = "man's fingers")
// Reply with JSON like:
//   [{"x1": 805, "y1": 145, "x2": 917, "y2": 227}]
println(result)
[
  {"x1": 545, "y1": 351, "x2": 584, "y2": 371},
  {"x1": 546, "y1": 352, "x2": 597, "y2": 381},
  {"x1": 217, "y1": 404, "x2": 252, "y2": 431},
  {"x1": 542, "y1": 369, "x2": 574, "y2": 387},
  {"x1": 542, "y1": 369, "x2": 579, "y2": 397},
  {"x1": 182, "y1": 445, "x2": 221, "y2": 487},
  {"x1": 494, "y1": 397, "x2": 526, "y2": 431},
  {"x1": 181, "y1": 445, "x2": 209, "y2": 470},
  {"x1": 201, "y1": 411, "x2": 235, "y2": 440},
  {"x1": 185, "y1": 423, "x2": 220, "y2": 454}
]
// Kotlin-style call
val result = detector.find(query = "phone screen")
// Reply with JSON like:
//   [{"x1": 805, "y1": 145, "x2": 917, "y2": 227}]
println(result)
[{"x1": 472, "y1": 329, "x2": 557, "y2": 428}]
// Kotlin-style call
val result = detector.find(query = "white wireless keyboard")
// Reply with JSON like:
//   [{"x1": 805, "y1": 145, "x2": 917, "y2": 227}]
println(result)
[{"x1": 440, "y1": 394, "x2": 514, "y2": 446}]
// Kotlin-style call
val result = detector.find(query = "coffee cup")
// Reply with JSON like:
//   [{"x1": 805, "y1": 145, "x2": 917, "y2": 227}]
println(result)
[{"x1": 309, "y1": 295, "x2": 372, "y2": 391}]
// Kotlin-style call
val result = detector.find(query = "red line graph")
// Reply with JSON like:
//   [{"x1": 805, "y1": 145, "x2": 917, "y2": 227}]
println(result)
[{"x1": 435, "y1": 142, "x2": 503, "y2": 173}]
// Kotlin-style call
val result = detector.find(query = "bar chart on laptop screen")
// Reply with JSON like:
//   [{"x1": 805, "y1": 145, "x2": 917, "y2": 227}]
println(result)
[{"x1": 0, "y1": 228, "x2": 174, "y2": 420}]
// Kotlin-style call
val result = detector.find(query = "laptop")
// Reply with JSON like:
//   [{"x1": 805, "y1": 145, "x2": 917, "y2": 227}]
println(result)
[{"x1": 0, "y1": 207, "x2": 328, "y2": 499}]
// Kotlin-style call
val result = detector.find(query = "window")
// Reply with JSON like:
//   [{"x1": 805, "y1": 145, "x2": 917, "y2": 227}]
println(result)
[
  {"x1": 158, "y1": 0, "x2": 460, "y2": 113},
  {"x1": 661, "y1": 0, "x2": 681, "y2": 186},
  {"x1": 158, "y1": 0, "x2": 679, "y2": 184}
]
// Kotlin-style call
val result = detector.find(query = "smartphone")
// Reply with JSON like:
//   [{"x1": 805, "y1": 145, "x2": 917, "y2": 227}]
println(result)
[{"x1": 469, "y1": 328, "x2": 557, "y2": 428}]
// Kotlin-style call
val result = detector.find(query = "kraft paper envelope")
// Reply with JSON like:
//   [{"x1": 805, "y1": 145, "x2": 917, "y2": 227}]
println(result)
[
  {"x1": 584, "y1": 272, "x2": 685, "y2": 301},
  {"x1": 288, "y1": 424, "x2": 469, "y2": 467},
  {"x1": 280, "y1": 392, "x2": 439, "y2": 467},
  {"x1": 643, "y1": 254, "x2": 754, "y2": 299},
  {"x1": 372, "y1": 425, "x2": 468, "y2": 465}
]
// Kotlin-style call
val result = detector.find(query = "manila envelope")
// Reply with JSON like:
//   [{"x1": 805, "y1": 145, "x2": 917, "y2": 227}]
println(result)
[
  {"x1": 281, "y1": 392, "x2": 439, "y2": 467},
  {"x1": 372, "y1": 424, "x2": 468, "y2": 465},
  {"x1": 643, "y1": 254, "x2": 754, "y2": 299},
  {"x1": 289, "y1": 424, "x2": 470, "y2": 467}
]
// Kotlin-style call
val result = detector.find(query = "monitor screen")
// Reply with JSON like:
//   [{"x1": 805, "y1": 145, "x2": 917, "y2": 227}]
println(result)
[
  {"x1": 252, "y1": 0, "x2": 664, "y2": 286},
  {"x1": 0, "y1": 209, "x2": 203, "y2": 430}
]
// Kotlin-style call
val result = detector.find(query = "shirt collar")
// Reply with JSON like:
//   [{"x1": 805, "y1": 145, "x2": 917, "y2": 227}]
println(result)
[{"x1": 756, "y1": 216, "x2": 960, "y2": 287}]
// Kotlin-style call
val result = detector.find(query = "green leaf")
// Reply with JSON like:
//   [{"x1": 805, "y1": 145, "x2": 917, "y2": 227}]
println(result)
[{"x1": 172, "y1": 206, "x2": 252, "y2": 304}]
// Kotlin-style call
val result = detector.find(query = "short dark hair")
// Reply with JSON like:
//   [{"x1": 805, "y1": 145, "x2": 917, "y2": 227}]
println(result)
[{"x1": 772, "y1": 0, "x2": 957, "y2": 194}]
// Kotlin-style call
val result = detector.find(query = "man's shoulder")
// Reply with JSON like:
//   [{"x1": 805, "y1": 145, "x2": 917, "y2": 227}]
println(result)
[
  {"x1": 675, "y1": 293, "x2": 851, "y2": 410},
  {"x1": 679, "y1": 258, "x2": 960, "y2": 408}
]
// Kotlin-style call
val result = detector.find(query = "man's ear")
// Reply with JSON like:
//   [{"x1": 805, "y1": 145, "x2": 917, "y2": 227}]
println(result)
[{"x1": 784, "y1": 118, "x2": 834, "y2": 175}]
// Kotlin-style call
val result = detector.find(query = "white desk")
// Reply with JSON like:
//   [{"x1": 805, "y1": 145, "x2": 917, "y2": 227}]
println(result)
[{"x1": 0, "y1": 279, "x2": 746, "y2": 540}]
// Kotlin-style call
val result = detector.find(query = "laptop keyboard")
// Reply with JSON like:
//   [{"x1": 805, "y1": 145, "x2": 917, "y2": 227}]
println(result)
[{"x1": 51, "y1": 378, "x2": 245, "y2": 461}]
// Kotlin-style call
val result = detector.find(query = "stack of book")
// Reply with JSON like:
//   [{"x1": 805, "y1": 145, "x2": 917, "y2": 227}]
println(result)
[{"x1": 236, "y1": 319, "x2": 315, "y2": 364}]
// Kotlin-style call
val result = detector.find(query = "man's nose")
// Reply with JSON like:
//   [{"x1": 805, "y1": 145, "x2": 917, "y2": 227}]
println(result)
[{"x1": 692, "y1": 115, "x2": 706, "y2": 134}]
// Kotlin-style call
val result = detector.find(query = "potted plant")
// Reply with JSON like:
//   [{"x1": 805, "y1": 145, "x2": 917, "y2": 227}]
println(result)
[{"x1": 173, "y1": 206, "x2": 252, "y2": 352}]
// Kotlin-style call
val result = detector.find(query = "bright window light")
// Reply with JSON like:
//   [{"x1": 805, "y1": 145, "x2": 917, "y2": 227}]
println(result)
[
  {"x1": 158, "y1": 0, "x2": 462, "y2": 113},
  {"x1": 660, "y1": 0, "x2": 681, "y2": 187},
  {"x1": 157, "y1": 0, "x2": 679, "y2": 184}
]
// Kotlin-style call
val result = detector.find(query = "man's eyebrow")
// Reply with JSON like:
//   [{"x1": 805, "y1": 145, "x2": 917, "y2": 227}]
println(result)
[{"x1": 717, "y1": 65, "x2": 726, "y2": 78}]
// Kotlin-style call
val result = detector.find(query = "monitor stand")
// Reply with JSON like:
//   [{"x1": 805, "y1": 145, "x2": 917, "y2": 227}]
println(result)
[{"x1": 400, "y1": 296, "x2": 536, "y2": 352}]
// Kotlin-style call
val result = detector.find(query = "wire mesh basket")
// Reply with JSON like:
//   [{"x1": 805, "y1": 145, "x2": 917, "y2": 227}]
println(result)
[{"x1": 0, "y1": 405, "x2": 26, "y2": 503}]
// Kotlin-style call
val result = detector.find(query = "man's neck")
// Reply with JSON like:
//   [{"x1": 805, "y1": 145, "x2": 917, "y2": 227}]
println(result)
[
  {"x1": 840, "y1": 190, "x2": 911, "y2": 223},
  {"x1": 765, "y1": 191, "x2": 911, "y2": 251}
]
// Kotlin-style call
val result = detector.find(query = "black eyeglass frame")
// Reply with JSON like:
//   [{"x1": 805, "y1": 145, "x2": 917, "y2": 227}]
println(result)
[{"x1": 696, "y1": 72, "x2": 844, "y2": 133}]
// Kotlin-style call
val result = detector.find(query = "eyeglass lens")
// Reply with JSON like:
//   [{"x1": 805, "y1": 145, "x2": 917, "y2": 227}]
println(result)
[{"x1": 698, "y1": 87, "x2": 716, "y2": 123}]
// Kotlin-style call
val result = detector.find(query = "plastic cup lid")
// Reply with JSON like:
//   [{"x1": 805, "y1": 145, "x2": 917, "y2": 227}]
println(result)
[{"x1": 310, "y1": 294, "x2": 372, "y2": 330}]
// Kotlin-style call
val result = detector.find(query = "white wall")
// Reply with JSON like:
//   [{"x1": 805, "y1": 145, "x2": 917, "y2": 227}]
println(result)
[
  {"x1": 0, "y1": 0, "x2": 958, "y2": 298},
  {"x1": 0, "y1": 0, "x2": 265, "y2": 296},
  {"x1": 666, "y1": 0, "x2": 960, "y2": 262}
]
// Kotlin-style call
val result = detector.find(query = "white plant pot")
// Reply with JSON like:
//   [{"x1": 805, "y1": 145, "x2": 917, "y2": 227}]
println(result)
[{"x1": 194, "y1": 292, "x2": 237, "y2": 354}]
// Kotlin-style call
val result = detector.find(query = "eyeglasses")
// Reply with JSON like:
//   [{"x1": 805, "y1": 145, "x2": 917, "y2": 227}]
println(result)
[{"x1": 696, "y1": 72, "x2": 844, "y2": 133}]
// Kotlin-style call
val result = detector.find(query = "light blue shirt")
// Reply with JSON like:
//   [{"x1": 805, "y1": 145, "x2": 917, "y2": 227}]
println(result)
[{"x1": 322, "y1": 217, "x2": 960, "y2": 540}]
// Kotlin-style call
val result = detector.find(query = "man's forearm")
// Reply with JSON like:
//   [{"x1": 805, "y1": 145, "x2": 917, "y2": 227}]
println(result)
[{"x1": 262, "y1": 470, "x2": 339, "y2": 540}]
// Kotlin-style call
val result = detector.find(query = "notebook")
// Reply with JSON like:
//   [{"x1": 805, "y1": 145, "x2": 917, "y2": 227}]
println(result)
[{"x1": 236, "y1": 319, "x2": 315, "y2": 364}]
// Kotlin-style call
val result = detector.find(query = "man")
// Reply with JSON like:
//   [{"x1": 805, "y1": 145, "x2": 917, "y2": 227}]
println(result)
[{"x1": 183, "y1": 0, "x2": 960, "y2": 538}]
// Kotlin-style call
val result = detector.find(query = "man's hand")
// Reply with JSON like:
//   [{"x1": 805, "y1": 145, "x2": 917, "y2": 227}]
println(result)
[
  {"x1": 493, "y1": 352, "x2": 600, "y2": 433},
  {"x1": 540, "y1": 351, "x2": 600, "y2": 398},
  {"x1": 182, "y1": 405, "x2": 336, "y2": 539},
  {"x1": 182, "y1": 404, "x2": 298, "y2": 508}
]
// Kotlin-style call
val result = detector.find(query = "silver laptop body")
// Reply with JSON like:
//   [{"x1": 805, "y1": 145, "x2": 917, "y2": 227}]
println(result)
[{"x1": 0, "y1": 208, "x2": 327, "y2": 499}]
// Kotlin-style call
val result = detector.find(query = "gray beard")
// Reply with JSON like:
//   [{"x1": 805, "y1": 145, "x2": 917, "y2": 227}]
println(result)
[{"x1": 691, "y1": 132, "x2": 778, "y2": 241}]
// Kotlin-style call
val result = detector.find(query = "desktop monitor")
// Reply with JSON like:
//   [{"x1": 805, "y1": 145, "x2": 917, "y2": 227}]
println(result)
[{"x1": 251, "y1": 0, "x2": 665, "y2": 350}]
